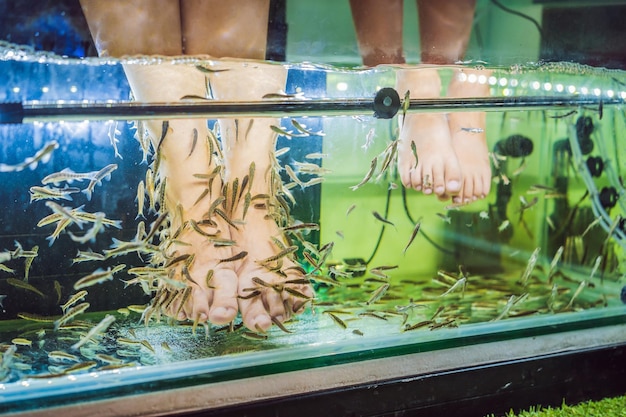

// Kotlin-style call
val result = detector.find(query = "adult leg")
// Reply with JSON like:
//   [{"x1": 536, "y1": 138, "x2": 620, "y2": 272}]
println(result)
[
  {"x1": 349, "y1": 0, "x2": 462, "y2": 198},
  {"x1": 181, "y1": 0, "x2": 313, "y2": 332},
  {"x1": 79, "y1": 0, "x2": 239, "y2": 325},
  {"x1": 418, "y1": 0, "x2": 491, "y2": 204},
  {"x1": 349, "y1": 0, "x2": 405, "y2": 67}
]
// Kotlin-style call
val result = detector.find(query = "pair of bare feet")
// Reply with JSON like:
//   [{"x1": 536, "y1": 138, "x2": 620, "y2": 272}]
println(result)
[
  {"x1": 149, "y1": 64, "x2": 492, "y2": 334},
  {"x1": 397, "y1": 67, "x2": 492, "y2": 205}
]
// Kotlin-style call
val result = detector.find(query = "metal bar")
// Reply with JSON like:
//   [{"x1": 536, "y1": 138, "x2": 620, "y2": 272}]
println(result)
[{"x1": 1, "y1": 95, "x2": 620, "y2": 124}]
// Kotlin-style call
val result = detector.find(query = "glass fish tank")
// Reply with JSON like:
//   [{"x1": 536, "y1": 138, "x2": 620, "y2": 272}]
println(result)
[{"x1": 0, "y1": 1, "x2": 625, "y2": 416}]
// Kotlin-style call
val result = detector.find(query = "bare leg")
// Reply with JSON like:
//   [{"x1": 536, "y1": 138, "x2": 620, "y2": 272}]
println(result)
[
  {"x1": 447, "y1": 68, "x2": 492, "y2": 203},
  {"x1": 182, "y1": 1, "x2": 312, "y2": 332},
  {"x1": 396, "y1": 68, "x2": 462, "y2": 198},
  {"x1": 349, "y1": 0, "x2": 405, "y2": 67},
  {"x1": 418, "y1": 0, "x2": 491, "y2": 204},
  {"x1": 80, "y1": 0, "x2": 238, "y2": 325}
]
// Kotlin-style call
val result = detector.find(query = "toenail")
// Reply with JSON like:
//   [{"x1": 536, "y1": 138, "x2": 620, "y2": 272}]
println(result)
[
  {"x1": 274, "y1": 315, "x2": 283, "y2": 323},
  {"x1": 447, "y1": 180, "x2": 460, "y2": 191},
  {"x1": 453, "y1": 197, "x2": 461, "y2": 204},
  {"x1": 423, "y1": 188, "x2": 432, "y2": 195},
  {"x1": 435, "y1": 186, "x2": 445, "y2": 194},
  {"x1": 415, "y1": 185, "x2": 422, "y2": 191},
  {"x1": 177, "y1": 312, "x2": 186, "y2": 320},
  {"x1": 199, "y1": 313, "x2": 208, "y2": 321}
]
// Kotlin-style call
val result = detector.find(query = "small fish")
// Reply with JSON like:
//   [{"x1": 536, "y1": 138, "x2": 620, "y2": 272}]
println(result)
[
  {"x1": 305, "y1": 152, "x2": 328, "y2": 160},
  {"x1": 16, "y1": 312, "x2": 55, "y2": 323},
  {"x1": 82, "y1": 164, "x2": 118, "y2": 201},
  {"x1": 498, "y1": 220, "x2": 510, "y2": 232},
  {"x1": 440, "y1": 277, "x2": 467, "y2": 298},
  {"x1": 29, "y1": 185, "x2": 80, "y2": 202},
  {"x1": 188, "y1": 128, "x2": 198, "y2": 158},
  {"x1": 11, "y1": 338, "x2": 32, "y2": 346},
  {"x1": 54, "y1": 279, "x2": 63, "y2": 304},
  {"x1": 73, "y1": 250, "x2": 106, "y2": 264},
  {"x1": 270, "y1": 125, "x2": 305, "y2": 138},
  {"x1": 48, "y1": 350, "x2": 80, "y2": 363},
  {"x1": 7, "y1": 278, "x2": 46, "y2": 298},
  {"x1": 325, "y1": 311, "x2": 347, "y2": 329},
  {"x1": 565, "y1": 280, "x2": 587, "y2": 310},
  {"x1": 24, "y1": 245, "x2": 38, "y2": 282},
  {"x1": 275, "y1": 147, "x2": 290, "y2": 158},
  {"x1": 281, "y1": 222, "x2": 320, "y2": 232},
  {"x1": 0, "y1": 140, "x2": 59, "y2": 172},
  {"x1": 54, "y1": 302, "x2": 90, "y2": 330},
  {"x1": 71, "y1": 314, "x2": 116, "y2": 350},
  {"x1": 257, "y1": 246, "x2": 298, "y2": 265},
  {"x1": 548, "y1": 246, "x2": 564, "y2": 282},
  {"x1": 74, "y1": 264, "x2": 125, "y2": 290},
  {"x1": 241, "y1": 331, "x2": 268, "y2": 341},
  {"x1": 291, "y1": 119, "x2": 325, "y2": 136},
  {"x1": 366, "y1": 283, "x2": 389, "y2": 305},
  {"x1": 69, "y1": 212, "x2": 106, "y2": 244},
  {"x1": 136, "y1": 180, "x2": 145, "y2": 219},
  {"x1": 410, "y1": 140, "x2": 418, "y2": 169},
  {"x1": 63, "y1": 361, "x2": 97, "y2": 374},
  {"x1": 401, "y1": 90, "x2": 410, "y2": 127},
  {"x1": 61, "y1": 290, "x2": 88, "y2": 312},
  {"x1": 403, "y1": 218, "x2": 422, "y2": 254},
  {"x1": 218, "y1": 251, "x2": 248, "y2": 264},
  {"x1": 519, "y1": 247, "x2": 540, "y2": 286},
  {"x1": 350, "y1": 157, "x2": 377, "y2": 191},
  {"x1": 361, "y1": 128, "x2": 375, "y2": 151},
  {"x1": 460, "y1": 127, "x2": 484, "y2": 134},
  {"x1": 372, "y1": 211, "x2": 395, "y2": 227},
  {"x1": 42, "y1": 167, "x2": 98, "y2": 185},
  {"x1": 345, "y1": 204, "x2": 356, "y2": 217}
]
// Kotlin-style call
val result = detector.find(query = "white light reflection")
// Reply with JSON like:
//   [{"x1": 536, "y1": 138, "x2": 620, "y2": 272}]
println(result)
[{"x1": 336, "y1": 82, "x2": 348, "y2": 91}]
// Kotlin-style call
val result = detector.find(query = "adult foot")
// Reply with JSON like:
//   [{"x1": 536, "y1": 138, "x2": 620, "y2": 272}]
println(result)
[
  {"x1": 154, "y1": 119, "x2": 239, "y2": 326},
  {"x1": 396, "y1": 67, "x2": 462, "y2": 199},
  {"x1": 447, "y1": 68, "x2": 492, "y2": 204},
  {"x1": 230, "y1": 196, "x2": 314, "y2": 333},
  {"x1": 397, "y1": 113, "x2": 462, "y2": 199}
]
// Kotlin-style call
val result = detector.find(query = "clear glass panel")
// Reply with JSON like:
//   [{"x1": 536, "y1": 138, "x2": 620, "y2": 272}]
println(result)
[{"x1": 0, "y1": 0, "x2": 625, "y2": 414}]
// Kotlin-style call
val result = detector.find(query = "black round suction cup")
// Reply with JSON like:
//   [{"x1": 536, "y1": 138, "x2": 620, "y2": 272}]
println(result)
[
  {"x1": 494, "y1": 134, "x2": 534, "y2": 158},
  {"x1": 576, "y1": 116, "x2": 595, "y2": 155},
  {"x1": 599, "y1": 186, "x2": 619, "y2": 209},
  {"x1": 373, "y1": 87, "x2": 401, "y2": 119},
  {"x1": 586, "y1": 156, "x2": 604, "y2": 177}
]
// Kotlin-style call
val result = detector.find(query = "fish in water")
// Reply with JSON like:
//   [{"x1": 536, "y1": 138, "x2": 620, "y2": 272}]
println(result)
[{"x1": 0, "y1": 140, "x2": 59, "y2": 172}]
